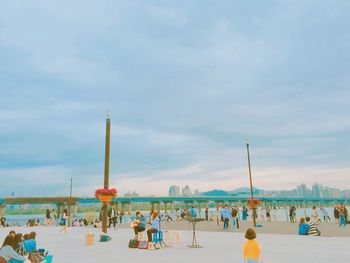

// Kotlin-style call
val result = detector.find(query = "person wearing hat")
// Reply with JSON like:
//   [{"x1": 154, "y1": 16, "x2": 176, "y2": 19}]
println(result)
[{"x1": 243, "y1": 228, "x2": 264, "y2": 263}]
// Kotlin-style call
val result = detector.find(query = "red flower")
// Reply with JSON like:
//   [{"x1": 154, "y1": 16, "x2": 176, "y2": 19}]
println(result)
[
  {"x1": 247, "y1": 199, "x2": 261, "y2": 206},
  {"x1": 95, "y1": 188, "x2": 117, "y2": 198}
]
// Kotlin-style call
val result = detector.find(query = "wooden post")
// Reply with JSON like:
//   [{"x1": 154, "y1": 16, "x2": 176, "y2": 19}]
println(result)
[
  {"x1": 246, "y1": 141, "x2": 257, "y2": 227},
  {"x1": 102, "y1": 116, "x2": 111, "y2": 234}
]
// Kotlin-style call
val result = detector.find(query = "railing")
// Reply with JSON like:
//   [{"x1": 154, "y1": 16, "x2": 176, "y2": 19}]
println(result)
[{"x1": 0, "y1": 196, "x2": 349, "y2": 205}]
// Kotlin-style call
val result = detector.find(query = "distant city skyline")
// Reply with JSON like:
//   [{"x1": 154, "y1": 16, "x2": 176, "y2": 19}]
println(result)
[{"x1": 167, "y1": 183, "x2": 350, "y2": 199}]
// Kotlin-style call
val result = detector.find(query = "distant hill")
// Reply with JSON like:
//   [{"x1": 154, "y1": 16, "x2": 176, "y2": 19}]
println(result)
[
  {"x1": 200, "y1": 187, "x2": 263, "y2": 196},
  {"x1": 201, "y1": 190, "x2": 230, "y2": 196}
]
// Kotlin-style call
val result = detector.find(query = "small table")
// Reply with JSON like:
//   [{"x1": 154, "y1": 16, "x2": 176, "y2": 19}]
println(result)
[{"x1": 184, "y1": 217, "x2": 204, "y2": 248}]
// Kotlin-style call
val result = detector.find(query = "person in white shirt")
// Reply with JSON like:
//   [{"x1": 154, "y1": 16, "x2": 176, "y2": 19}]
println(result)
[{"x1": 0, "y1": 235, "x2": 27, "y2": 262}]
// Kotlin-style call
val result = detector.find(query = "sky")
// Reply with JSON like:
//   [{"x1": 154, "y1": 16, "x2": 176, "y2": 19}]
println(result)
[{"x1": 0, "y1": 0, "x2": 349, "y2": 197}]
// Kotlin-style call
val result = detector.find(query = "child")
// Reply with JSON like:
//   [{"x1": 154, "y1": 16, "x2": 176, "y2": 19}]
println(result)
[{"x1": 243, "y1": 228, "x2": 264, "y2": 263}]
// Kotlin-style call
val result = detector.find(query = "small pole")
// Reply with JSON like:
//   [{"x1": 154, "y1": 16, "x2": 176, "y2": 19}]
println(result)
[
  {"x1": 246, "y1": 140, "x2": 257, "y2": 227},
  {"x1": 68, "y1": 178, "x2": 73, "y2": 226}
]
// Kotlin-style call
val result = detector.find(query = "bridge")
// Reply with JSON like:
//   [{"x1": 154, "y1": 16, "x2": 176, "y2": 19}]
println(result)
[{"x1": 1, "y1": 196, "x2": 349, "y2": 218}]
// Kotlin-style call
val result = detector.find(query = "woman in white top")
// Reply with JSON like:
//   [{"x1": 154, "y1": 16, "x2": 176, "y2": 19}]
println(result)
[{"x1": 0, "y1": 235, "x2": 27, "y2": 262}]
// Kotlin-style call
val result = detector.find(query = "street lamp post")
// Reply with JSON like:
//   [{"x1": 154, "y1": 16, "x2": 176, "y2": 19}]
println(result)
[
  {"x1": 68, "y1": 178, "x2": 73, "y2": 227},
  {"x1": 102, "y1": 116, "x2": 111, "y2": 234},
  {"x1": 246, "y1": 141, "x2": 257, "y2": 227}
]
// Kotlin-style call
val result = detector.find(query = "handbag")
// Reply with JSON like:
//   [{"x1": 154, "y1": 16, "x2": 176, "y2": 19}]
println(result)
[
  {"x1": 128, "y1": 239, "x2": 139, "y2": 248},
  {"x1": 28, "y1": 253, "x2": 41, "y2": 263},
  {"x1": 138, "y1": 241, "x2": 149, "y2": 249}
]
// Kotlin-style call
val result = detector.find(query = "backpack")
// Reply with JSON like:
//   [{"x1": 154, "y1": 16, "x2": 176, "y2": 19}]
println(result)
[
  {"x1": 128, "y1": 239, "x2": 139, "y2": 248},
  {"x1": 231, "y1": 209, "x2": 238, "y2": 217}
]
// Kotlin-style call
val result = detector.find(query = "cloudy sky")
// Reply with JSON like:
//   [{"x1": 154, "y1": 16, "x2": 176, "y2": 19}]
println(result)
[{"x1": 0, "y1": 1, "x2": 349, "y2": 197}]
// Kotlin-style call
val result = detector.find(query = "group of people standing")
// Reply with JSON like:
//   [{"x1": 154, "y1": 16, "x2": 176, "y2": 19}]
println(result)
[
  {"x1": 44, "y1": 209, "x2": 57, "y2": 225},
  {"x1": 219, "y1": 205, "x2": 240, "y2": 231},
  {"x1": 334, "y1": 204, "x2": 348, "y2": 227}
]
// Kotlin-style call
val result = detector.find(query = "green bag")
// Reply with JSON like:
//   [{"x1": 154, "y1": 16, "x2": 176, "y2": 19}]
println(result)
[{"x1": 128, "y1": 239, "x2": 139, "y2": 248}]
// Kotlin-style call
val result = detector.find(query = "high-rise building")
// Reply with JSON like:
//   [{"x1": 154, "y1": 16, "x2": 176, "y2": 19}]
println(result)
[
  {"x1": 182, "y1": 185, "x2": 192, "y2": 196},
  {"x1": 168, "y1": 185, "x2": 180, "y2": 197},
  {"x1": 297, "y1": 184, "x2": 309, "y2": 198},
  {"x1": 312, "y1": 183, "x2": 322, "y2": 198},
  {"x1": 194, "y1": 189, "x2": 199, "y2": 196}
]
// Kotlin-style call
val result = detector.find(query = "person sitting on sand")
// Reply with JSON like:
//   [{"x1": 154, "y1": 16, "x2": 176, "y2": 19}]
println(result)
[
  {"x1": 305, "y1": 217, "x2": 320, "y2": 236},
  {"x1": 12, "y1": 234, "x2": 23, "y2": 254},
  {"x1": 298, "y1": 218, "x2": 309, "y2": 235},
  {"x1": 243, "y1": 228, "x2": 264, "y2": 263},
  {"x1": 23, "y1": 232, "x2": 37, "y2": 253},
  {"x1": 0, "y1": 235, "x2": 26, "y2": 263},
  {"x1": 94, "y1": 219, "x2": 102, "y2": 228}
]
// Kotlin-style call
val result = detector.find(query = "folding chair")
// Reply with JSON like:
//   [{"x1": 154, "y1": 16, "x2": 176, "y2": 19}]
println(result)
[{"x1": 153, "y1": 231, "x2": 167, "y2": 248}]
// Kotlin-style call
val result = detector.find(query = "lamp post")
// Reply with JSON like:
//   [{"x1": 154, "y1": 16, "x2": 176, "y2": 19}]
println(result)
[
  {"x1": 102, "y1": 115, "x2": 111, "y2": 234},
  {"x1": 68, "y1": 178, "x2": 73, "y2": 227},
  {"x1": 246, "y1": 140, "x2": 257, "y2": 227}
]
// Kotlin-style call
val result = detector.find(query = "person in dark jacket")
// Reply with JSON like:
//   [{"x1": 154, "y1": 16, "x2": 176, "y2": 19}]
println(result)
[
  {"x1": 334, "y1": 205, "x2": 340, "y2": 224},
  {"x1": 108, "y1": 204, "x2": 118, "y2": 228}
]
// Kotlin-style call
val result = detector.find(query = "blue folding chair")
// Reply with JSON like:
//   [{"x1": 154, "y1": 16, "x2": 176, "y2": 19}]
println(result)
[{"x1": 153, "y1": 231, "x2": 166, "y2": 248}]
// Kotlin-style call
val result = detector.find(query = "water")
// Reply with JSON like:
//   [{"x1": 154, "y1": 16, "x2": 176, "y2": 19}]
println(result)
[{"x1": 3, "y1": 206, "x2": 346, "y2": 226}]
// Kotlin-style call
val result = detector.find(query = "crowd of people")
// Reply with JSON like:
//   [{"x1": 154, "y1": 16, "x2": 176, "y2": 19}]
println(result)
[{"x1": 0, "y1": 230, "x2": 50, "y2": 263}]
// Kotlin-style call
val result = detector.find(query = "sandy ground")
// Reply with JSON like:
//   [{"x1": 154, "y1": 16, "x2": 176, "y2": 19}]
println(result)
[
  {"x1": 0, "y1": 226, "x2": 349, "y2": 263},
  {"x1": 117, "y1": 220, "x2": 350, "y2": 237}
]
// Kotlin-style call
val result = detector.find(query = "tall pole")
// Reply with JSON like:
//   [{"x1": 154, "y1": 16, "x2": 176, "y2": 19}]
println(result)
[
  {"x1": 102, "y1": 115, "x2": 111, "y2": 234},
  {"x1": 246, "y1": 141, "x2": 256, "y2": 227},
  {"x1": 68, "y1": 178, "x2": 73, "y2": 227}
]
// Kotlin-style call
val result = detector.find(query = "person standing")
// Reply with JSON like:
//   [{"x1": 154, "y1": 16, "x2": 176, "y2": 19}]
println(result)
[
  {"x1": 45, "y1": 209, "x2": 51, "y2": 225},
  {"x1": 242, "y1": 207, "x2": 248, "y2": 221},
  {"x1": 205, "y1": 207, "x2": 209, "y2": 221},
  {"x1": 243, "y1": 228, "x2": 264, "y2": 263},
  {"x1": 222, "y1": 205, "x2": 230, "y2": 230},
  {"x1": 292, "y1": 207, "x2": 297, "y2": 223},
  {"x1": 119, "y1": 210, "x2": 124, "y2": 224},
  {"x1": 334, "y1": 205, "x2": 340, "y2": 224},
  {"x1": 51, "y1": 209, "x2": 57, "y2": 224},
  {"x1": 339, "y1": 205, "x2": 347, "y2": 227},
  {"x1": 343, "y1": 205, "x2": 348, "y2": 222},
  {"x1": 231, "y1": 206, "x2": 239, "y2": 232},
  {"x1": 289, "y1": 207, "x2": 294, "y2": 223},
  {"x1": 266, "y1": 207, "x2": 271, "y2": 222},
  {"x1": 108, "y1": 204, "x2": 117, "y2": 228},
  {"x1": 312, "y1": 206, "x2": 320, "y2": 224},
  {"x1": 320, "y1": 207, "x2": 331, "y2": 222},
  {"x1": 272, "y1": 207, "x2": 277, "y2": 222},
  {"x1": 190, "y1": 206, "x2": 197, "y2": 218}
]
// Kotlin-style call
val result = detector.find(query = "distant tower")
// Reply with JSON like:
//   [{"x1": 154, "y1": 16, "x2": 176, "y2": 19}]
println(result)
[
  {"x1": 182, "y1": 185, "x2": 192, "y2": 196},
  {"x1": 169, "y1": 185, "x2": 180, "y2": 197}
]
